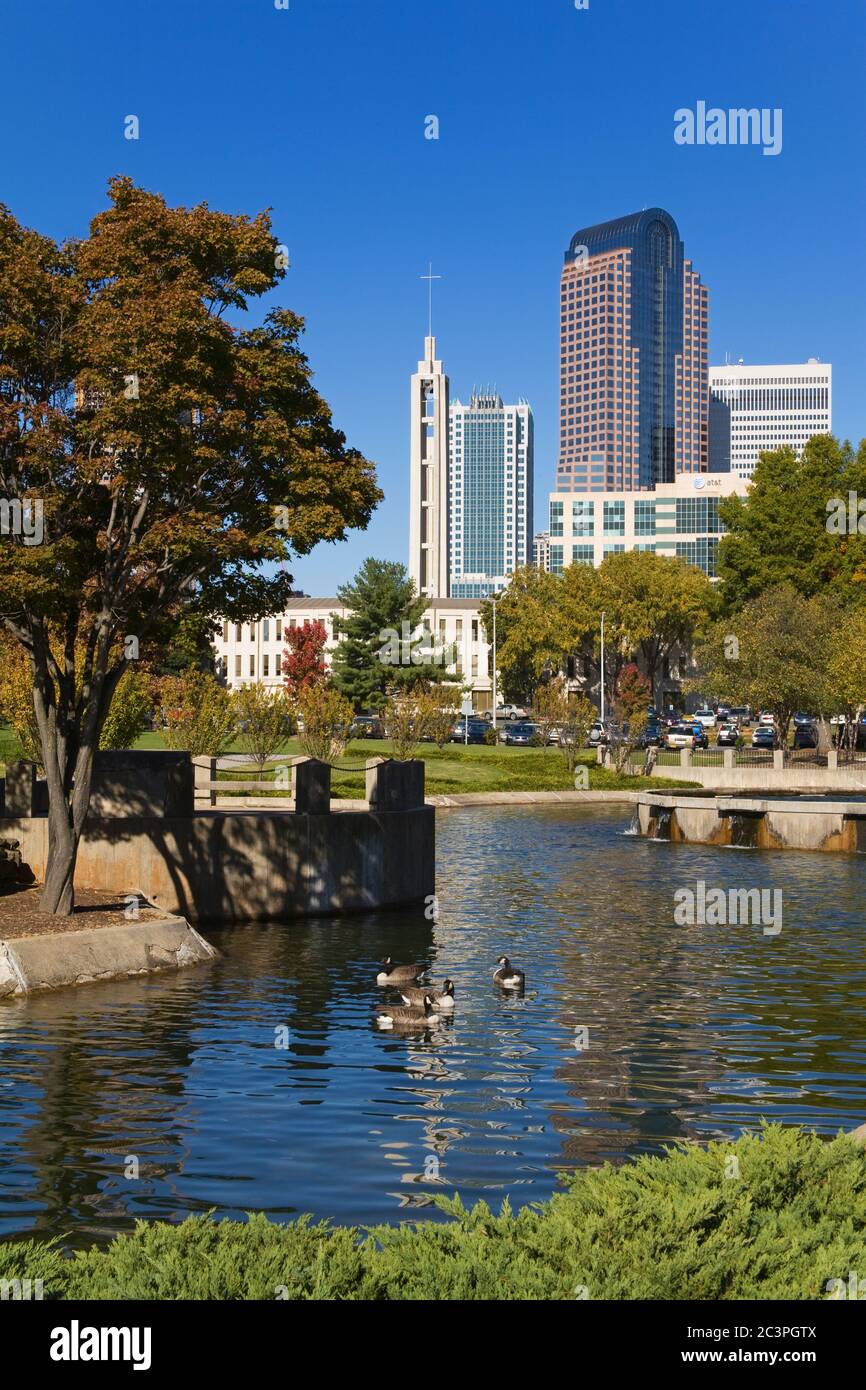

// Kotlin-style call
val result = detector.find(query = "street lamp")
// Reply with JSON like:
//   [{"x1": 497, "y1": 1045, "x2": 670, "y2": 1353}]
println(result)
[
  {"x1": 491, "y1": 593, "x2": 499, "y2": 736},
  {"x1": 600, "y1": 611, "x2": 606, "y2": 722}
]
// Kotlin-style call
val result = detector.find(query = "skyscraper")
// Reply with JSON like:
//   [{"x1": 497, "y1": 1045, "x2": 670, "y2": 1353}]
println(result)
[
  {"x1": 448, "y1": 392, "x2": 533, "y2": 599},
  {"x1": 708, "y1": 360, "x2": 832, "y2": 478},
  {"x1": 409, "y1": 335, "x2": 450, "y2": 599},
  {"x1": 557, "y1": 208, "x2": 709, "y2": 492}
]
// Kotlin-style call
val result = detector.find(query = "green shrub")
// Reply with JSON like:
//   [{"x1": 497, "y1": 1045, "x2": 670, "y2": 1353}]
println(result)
[{"x1": 3, "y1": 1127, "x2": 864, "y2": 1300}]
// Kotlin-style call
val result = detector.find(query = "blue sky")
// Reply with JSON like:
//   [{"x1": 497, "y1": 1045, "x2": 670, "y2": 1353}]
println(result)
[{"x1": 5, "y1": 0, "x2": 865, "y2": 594}]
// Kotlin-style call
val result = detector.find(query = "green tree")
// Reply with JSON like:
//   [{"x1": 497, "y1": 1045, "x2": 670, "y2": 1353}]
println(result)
[
  {"x1": 233, "y1": 682, "x2": 293, "y2": 777},
  {"x1": 597, "y1": 550, "x2": 714, "y2": 707},
  {"x1": 158, "y1": 670, "x2": 237, "y2": 759},
  {"x1": 691, "y1": 586, "x2": 834, "y2": 747},
  {"x1": 98, "y1": 670, "x2": 152, "y2": 749},
  {"x1": 331, "y1": 558, "x2": 437, "y2": 711},
  {"x1": 295, "y1": 683, "x2": 354, "y2": 762},
  {"x1": 718, "y1": 436, "x2": 866, "y2": 611},
  {"x1": 480, "y1": 566, "x2": 566, "y2": 704},
  {"x1": 0, "y1": 178, "x2": 379, "y2": 913}
]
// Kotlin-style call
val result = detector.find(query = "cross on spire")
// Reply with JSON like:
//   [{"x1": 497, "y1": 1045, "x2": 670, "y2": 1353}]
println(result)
[{"x1": 420, "y1": 262, "x2": 442, "y2": 338}]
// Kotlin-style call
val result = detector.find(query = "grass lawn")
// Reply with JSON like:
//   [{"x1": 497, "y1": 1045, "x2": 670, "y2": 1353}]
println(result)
[
  {"x1": 196, "y1": 736, "x2": 687, "y2": 797},
  {"x1": 0, "y1": 726, "x2": 688, "y2": 795}
]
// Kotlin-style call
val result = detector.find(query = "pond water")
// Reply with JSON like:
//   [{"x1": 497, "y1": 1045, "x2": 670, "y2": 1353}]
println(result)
[{"x1": 1, "y1": 804, "x2": 865, "y2": 1248}]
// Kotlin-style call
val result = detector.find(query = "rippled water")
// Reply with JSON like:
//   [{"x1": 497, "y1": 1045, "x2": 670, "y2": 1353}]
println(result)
[{"x1": 1, "y1": 804, "x2": 865, "y2": 1247}]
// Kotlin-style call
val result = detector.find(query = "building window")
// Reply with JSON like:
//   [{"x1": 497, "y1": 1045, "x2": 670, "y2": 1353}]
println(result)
[
  {"x1": 634, "y1": 500, "x2": 656, "y2": 536},
  {"x1": 603, "y1": 544, "x2": 625, "y2": 556},
  {"x1": 603, "y1": 501, "x2": 625, "y2": 537},
  {"x1": 276, "y1": 619, "x2": 282, "y2": 640},
  {"x1": 572, "y1": 545, "x2": 595, "y2": 566},
  {"x1": 235, "y1": 624, "x2": 242, "y2": 642},
  {"x1": 249, "y1": 654, "x2": 255, "y2": 677},
  {"x1": 234, "y1": 655, "x2": 241, "y2": 677},
  {"x1": 572, "y1": 500, "x2": 594, "y2": 537},
  {"x1": 263, "y1": 654, "x2": 269, "y2": 677},
  {"x1": 222, "y1": 620, "x2": 229, "y2": 642},
  {"x1": 263, "y1": 619, "x2": 270, "y2": 641},
  {"x1": 550, "y1": 500, "x2": 564, "y2": 537},
  {"x1": 550, "y1": 544, "x2": 564, "y2": 575}
]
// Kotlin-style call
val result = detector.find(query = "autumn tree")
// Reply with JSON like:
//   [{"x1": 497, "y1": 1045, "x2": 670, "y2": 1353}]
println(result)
[
  {"x1": 690, "y1": 586, "x2": 834, "y2": 747},
  {"x1": 233, "y1": 681, "x2": 293, "y2": 777},
  {"x1": 158, "y1": 669, "x2": 237, "y2": 760},
  {"x1": 0, "y1": 178, "x2": 379, "y2": 913},
  {"x1": 281, "y1": 619, "x2": 328, "y2": 698}
]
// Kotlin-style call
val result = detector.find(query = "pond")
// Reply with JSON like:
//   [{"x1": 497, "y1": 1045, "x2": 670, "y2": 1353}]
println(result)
[{"x1": 1, "y1": 804, "x2": 865, "y2": 1247}]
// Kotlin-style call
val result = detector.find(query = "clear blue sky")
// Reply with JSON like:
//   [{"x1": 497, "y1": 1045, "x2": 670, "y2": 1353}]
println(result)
[{"x1": 5, "y1": 0, "x2": 865, "y2": 594}]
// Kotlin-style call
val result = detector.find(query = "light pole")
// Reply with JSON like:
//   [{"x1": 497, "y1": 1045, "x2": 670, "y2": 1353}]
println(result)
[
  {"x1": 600, "y1": 611, "x2": 606, "y2": 723},
  {"x1": 491, "y1": 593, "x2": 498, "y2": 737}
]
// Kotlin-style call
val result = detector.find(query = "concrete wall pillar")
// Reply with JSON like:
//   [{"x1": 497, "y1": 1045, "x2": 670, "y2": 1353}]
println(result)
[
  {"x1": 366, "y1": 758, "x2": 425, "y2": 811},
  {"x1": 827, "y1": 750, "x2": 839, "y2": 770},
  {"x1": 723, "y1": 749, "x2": 734, "y2": 770},
  {"x1": 292, "y1": 757, "x2": 331, "y2": 815},
  {"x1": 5, "y1": 762, "x2": 38, "y2": 817},
  {"x1": 773, "y1": 750, "x2": 785, "y2": 771},
  {"x1": 680, "y1": 748, "x2": 692, "y2": 768}
]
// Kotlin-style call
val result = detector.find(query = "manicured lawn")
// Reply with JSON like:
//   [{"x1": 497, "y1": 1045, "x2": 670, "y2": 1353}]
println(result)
[{"x1": 204, "y1": 737, "x2": 687, "y2": 797}]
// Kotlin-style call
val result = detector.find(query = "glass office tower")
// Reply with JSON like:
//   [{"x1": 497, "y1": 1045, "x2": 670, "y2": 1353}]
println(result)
[
  {"x1": 557, "y1": 208, "x2": 708, "y2": 491},
  {"x1": 449, "y1": 392, "x2": 533, "y2": 599}
]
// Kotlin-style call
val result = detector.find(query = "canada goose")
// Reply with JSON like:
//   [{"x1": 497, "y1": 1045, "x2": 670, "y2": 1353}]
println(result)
[
  {"x1": 493, "y1": 956, "x2": 525, "y2": 989},
  {"x1": 376, "y1": 958, "x2": 427, "y2": 985},
  {"x1": 376, "y1": 995, "x2": 439, "y2": 1029},
  {"x1": 400, "y1": 979, "x2": 455, "y2": 1011}
]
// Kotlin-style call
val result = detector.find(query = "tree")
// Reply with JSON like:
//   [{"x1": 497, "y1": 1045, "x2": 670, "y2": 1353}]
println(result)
[
  {"x1": 826, "y1": 608, "x2": 866, "y2": 749},
  {"x1": 717, "y1": 436, "x2": 866, "y2": 612},
  {"x1": 417, "y1": 682, "x2": 460, "y2": 749},
  {"x1": 331, "y1": 558, "x2": 441, "y2": 710},
  {"x1": 98, "y1": 670, "x2": 152, "y2": 749},
  {"x1": 233, "y1": 682, "x2": 293, "y2": 777},
  {"x1": 158, "y1": 669, "x2": 237, "y2": 759},
  {"x1": 281, "y1": 619, "x2": 328, "y2": 698},
  {"x1": 597, "y1": 550, "x2": 714, "y2": 706},
  {"x1": 381, "y1": 689, "x2": 427, "y2": 761},
  {"x1": 294, "y1": 683, "x2": 354, "y2": 763},
  {"x1": 608, "y1": 665, "x2": 650, "y2": 773},
  {"x1": 0, "y1": 633, "x2": 150, "y2": 761},
  {"x1": 0, "y1": 178, "x2": 380, "y2": 913},
  {"x1": 480, "y1": 566, "x2": 566, "y2": 704},
  {"x1": 690, "y1": 586, "x2": 834, "y2": 747},
  {"x1": 528, "y1": 675, "x2": 595, "y2": 773}
]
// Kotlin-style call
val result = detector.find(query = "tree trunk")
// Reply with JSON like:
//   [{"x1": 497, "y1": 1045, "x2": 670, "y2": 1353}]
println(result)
[{"x1": 40, "y1": 799, "x2": 78, "y2": 916}]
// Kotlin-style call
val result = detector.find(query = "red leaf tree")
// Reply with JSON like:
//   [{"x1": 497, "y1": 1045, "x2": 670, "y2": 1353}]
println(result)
[{"x1": 282, "y1": 619, "x2": 328, "y2": 698}]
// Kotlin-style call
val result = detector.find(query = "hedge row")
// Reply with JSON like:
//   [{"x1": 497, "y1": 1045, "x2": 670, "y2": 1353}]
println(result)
[{"x1": 2, "y1": 1126, "x2": 864, "y2": 1300}]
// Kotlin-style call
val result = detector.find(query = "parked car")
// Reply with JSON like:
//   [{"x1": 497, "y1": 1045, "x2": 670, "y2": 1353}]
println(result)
[
  {"x1": 715, "y1": 704, "x2": 732, "y2": 722},
  {"x1": 661, "y1": 706, "x2": 681, "y2": 727},
  {"x1": 638, "y1": 721, "x2": 663, "y2": 749},
  {"x1": 793, "y1": 722, "x2": 818, "y2": 749},
  {"x1": 716, "y1": 722, "x2": 743, "y2": 748},
  {"x1": 758, "y1": 712, "x2": 775, "y2": 726},
  {"x1": 587, "y1": 721, "x2": 610, "y2": 747},
  {"x1": 449, "y1": 718, "x2": 489, "y2": 745},
  {"x1": 751, "y1": 725, "x2": 776, "y2": 749},
  {"x1": 502, "y1": 721, "x2": 539, "y2": 747},
  {"x1": 693, "y1": 707, "x2": 717, "y2": 729},
  {"x1": 793, "y1": 712, "x2": 816, "y2": 727},
  {"x1": 680, "y1": 718, "x2": 710, "y2": 749},
  {"x1": 664, "y1": 723, "x2": 698, "y2": 750},
  {"x1": 497, "y1": 703, "x2": 528, "y2": 721},
  {"x1": 350, "y1": 715, "x2": 385, "y2": 740},
  {"x1": 729, "y1": 706, "x2": 752, "y2": 726}
]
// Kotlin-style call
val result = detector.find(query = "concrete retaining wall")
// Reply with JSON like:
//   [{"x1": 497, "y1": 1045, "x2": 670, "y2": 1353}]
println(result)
[
  {"x1": 649, "y1": 763, "x2": 866, "y2": 793},
  {"x1": 0, "y1": 917, "x2": 219, "y2": 997},
  {"x1": 637, "y1": 793, "x2": 866, "y2": 853},
  {"x1": 1, "y1": 807, "x2": 435, "y2": 923}
]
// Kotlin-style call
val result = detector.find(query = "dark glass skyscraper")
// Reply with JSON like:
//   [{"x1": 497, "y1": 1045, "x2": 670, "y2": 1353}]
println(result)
[{"x1": 558, "y1": 208, "x2": 708, "y2": 491}]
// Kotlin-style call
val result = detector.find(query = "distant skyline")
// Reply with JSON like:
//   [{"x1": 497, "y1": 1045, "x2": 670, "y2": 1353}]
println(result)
[{"x1": 4, "y1": 0, "x2": 864, "y2": 593}]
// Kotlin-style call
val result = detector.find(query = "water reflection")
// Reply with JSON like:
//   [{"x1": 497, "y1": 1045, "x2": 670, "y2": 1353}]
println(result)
[{"x1": 1, "y1": 804, "x2": 864, "y2": 1246}]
